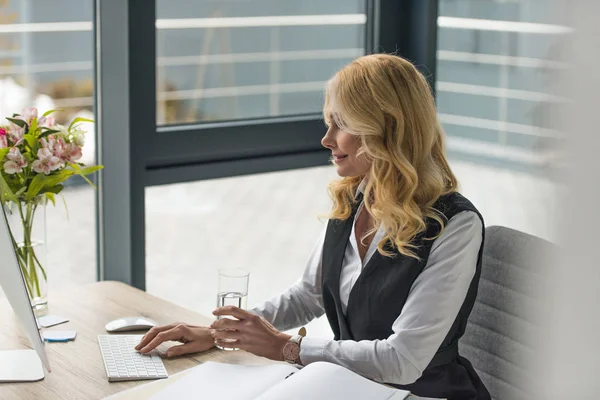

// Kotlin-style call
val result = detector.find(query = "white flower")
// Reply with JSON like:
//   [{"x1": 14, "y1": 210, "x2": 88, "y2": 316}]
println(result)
[
  {"x1": 72, "y1": 131, "x2": 86, "y2": 147},
  {"x1": 3, "y1": 147, "x2": 28, "y2": 174},
  {"x1": 63, "y1": 143, "x2": 82, "y2": 163},
  {"x1": 66, "y1": 125, "x2": 86, "y2": 147},
  {"x1": 7, "y1": 123, "x2": 25, "y2": 146},
  {"x1": 38, "y1": 115, "x2": 56, "y2": 128},
  {"x1": 31, "y1": 148, "x2": 61, "y2": 175},
  {"x1": 16, "y1": 108, "x2": 38, "y2": 126},
  {"x1": 40, "y1": 135, "x2": 66, "y2": 160}
]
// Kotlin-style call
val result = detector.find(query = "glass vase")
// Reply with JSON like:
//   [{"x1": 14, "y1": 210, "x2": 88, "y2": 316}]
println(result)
[{"x1": 5, "y1": 195, "x2": 48, "y2": 313}]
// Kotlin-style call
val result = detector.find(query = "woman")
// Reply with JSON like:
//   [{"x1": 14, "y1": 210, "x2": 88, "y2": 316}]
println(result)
[{"x1": 136, "y1": 54, "x2": 490, "y2": 400}]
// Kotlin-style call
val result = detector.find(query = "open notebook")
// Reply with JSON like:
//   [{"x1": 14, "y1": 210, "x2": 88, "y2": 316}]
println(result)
[{"x1": 105, "y1": 361, "x2": 410, "y2": 400}]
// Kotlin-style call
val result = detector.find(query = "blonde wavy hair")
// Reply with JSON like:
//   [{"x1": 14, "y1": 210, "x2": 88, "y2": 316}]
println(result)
[{"x1": 324, "y1": 54, "x2": 458, "y2": 259}]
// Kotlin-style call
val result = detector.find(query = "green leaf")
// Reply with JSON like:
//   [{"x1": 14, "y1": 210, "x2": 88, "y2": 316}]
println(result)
[
  {"x1": 24, "y1": 133, "x2": 37, "y2": 149},
  {"x1": 44, "y1": 184, "x2": 64, "y2": 195},
  {"x1": 68, "y1": 117, "x2": 94, "y2": 132},
  {"x1": 6, "y1": 117, "x2": 27, "y2": 129},
  {"x1": 45, "y1": 192, "x2": 56, "y2": 206},
  {"x1": 29, "y1": 118, "x2": 38, "y2": 136},
  {"x1": 79, "y1": 165, "x2": 104, "y2": 175},
  {"x1": 59, "y1": 193, "x2": 70, "y2": 221},
  {"x1": 38, "y1": 184, "x2": 64, "y2": 198},
  {"x1": 25, "y1": 174, "x2": 47, "y2": 201},
  {"x1": 71, "y1": 164, "x2": 100, "y2": 189},
  {"x1": 42, "y1": 109, "x2": 62, "y2": 117},
  {"x1": 0, "y1": 171, "x2": 17, "y2": 203},
  {"x1": 26, "y1": 170, "x2": 75, "y2": 201},
  {"x1": 40, "y1": 127, "x2": 61, "y2": 133},
  {"x1": 14, "y1": 187, "x2": 26, "y2": 197},
  {"x1": 39, "y1": 128, "x2": 61, "y2": 141},
  {"x1": 0, "y1": 148, "x2": 8, "y2": 162}
]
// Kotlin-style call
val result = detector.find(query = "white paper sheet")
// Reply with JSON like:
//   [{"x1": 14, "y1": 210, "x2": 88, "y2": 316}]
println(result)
[
  {"x1": 255, "y1": 362, "x2": 410, "y2": 400},
  {"x1": 149, "y1": 362, "x2": 298, "y2": 400}
]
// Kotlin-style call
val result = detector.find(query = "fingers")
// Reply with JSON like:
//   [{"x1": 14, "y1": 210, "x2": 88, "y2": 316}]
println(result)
[
  {"x1": 211, "y1": 329, "x2": 242, "y2": 341},
  {"x1": 211, "y1": 318, "x2": 241, "y2": 330},
  {"x1": 212, "y1": 306, "x2": 257, "y2": 321},
  {"x1": 135, "y1": 323, "x2": 179, "y2": 350},
  {"x1": 138, "y1": 325, "x2": 187, "y2": 354},
  {"x1": 165, "y1": 341, "x2": 202, "y2": 358}
]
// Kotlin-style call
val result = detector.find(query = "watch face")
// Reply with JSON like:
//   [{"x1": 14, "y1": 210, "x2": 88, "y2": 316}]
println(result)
[{"x1": 283, "y1": 342, "x2": 300, "y2": 362}]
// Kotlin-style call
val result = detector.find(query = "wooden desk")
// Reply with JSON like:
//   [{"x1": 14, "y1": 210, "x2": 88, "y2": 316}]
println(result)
[
  {"x1": 0, "y1": 281, "x2": 271, "y2": 400},
  {"x1": 0, "y1": 281, "x2": 430, "y2": 400}
]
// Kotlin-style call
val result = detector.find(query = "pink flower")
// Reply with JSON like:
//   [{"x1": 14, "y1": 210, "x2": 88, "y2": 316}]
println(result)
[
  {"x1": 16, "y1": 108, "x2": 38, "y2": 126},
  {"x1": 0, "y1": 128, "x2": 7, "y2": 149},
  {"x1": 7, "y1": 123, "x2": 25, "y2": 146},
  {"x1": 62, "y1": 143, "x2": 82, "y2": 163},
  {"x1": 41, "y1": 134, "x2": 81, "y2": 164},
  {"x1": 38, "y1": 115, "x2": 56, "y2": 128},
  {"x1": 31, "y1": 148, "x2": 61, "y2": 175},
  {"x1": 3, "y1": 147, "x2": 28, "y2": 174},
  {"x1": 40, "y1": 135, "x2": 66, "y2": 159}
]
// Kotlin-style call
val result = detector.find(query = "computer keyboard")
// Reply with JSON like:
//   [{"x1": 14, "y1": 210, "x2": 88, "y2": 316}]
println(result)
[{"x1": 98, "y1": 334, "x2": 168, "y2": 382}]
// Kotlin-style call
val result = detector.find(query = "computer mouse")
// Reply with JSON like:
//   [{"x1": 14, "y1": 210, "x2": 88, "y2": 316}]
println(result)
[{"x1": 105, "y1": 316, "x2": 158, "y2": 333}]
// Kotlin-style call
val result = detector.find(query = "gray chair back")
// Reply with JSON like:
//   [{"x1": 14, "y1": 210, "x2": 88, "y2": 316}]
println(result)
[{"x1": 461, "y1": 226, "x2": 554, "y2": 400}]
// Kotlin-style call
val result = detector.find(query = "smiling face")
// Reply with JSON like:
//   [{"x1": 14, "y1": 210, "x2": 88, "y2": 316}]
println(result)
[{"x1": 321, "y1": 114, "x2": 371, "y2": 177}]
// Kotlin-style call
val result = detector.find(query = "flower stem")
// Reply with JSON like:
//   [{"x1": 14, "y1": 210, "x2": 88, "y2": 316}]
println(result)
[
  {"x1": 15, "y1": 202, "x2": 35, "y2": 297},
  {"x1": 16, "y1": 200, "x2": 43, "y2": 299},
  {"x1": 8, "y1": 226, "x2": 31, "y2": 281}
]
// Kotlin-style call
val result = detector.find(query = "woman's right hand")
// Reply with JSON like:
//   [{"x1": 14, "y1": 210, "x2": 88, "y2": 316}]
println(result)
[{"x1": 135, "y1": 322, "x2": 215, "y2": 358}]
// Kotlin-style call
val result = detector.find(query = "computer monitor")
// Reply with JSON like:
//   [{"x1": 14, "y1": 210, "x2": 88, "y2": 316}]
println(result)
[{"x1": 0, "y1": 205, "x2": 50, "y2": 381}]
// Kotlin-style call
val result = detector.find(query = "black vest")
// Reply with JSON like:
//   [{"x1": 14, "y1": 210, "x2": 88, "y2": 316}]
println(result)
[{"x1": 321, "y1": 192, "x2": 490, "y2": 400}]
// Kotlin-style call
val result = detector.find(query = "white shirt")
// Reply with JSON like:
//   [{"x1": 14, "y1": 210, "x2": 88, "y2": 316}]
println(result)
[{"x1": 250, "y1": 195, "x2": 482, "y2": 385}]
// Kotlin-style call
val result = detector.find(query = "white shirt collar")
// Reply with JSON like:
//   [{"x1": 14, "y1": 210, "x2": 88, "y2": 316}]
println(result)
[{"x1": 355, "y1": 178, "x2": 367, "y2": 199}]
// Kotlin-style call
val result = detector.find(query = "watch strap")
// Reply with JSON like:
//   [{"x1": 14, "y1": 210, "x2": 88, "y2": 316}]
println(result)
[{"x1": 290, "y1": 334, "x2": 302, "y2": 344}]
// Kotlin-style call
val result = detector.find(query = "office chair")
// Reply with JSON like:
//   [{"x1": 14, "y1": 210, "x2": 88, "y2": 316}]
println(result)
[{"x1": 461, "y1": 226, "x2": 555, "y2": 400}]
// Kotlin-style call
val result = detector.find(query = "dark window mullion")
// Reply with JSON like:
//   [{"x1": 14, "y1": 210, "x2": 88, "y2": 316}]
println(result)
[
  {"x1": 148, "y1": 118, "x2": 325, "y2": 168},
  {"x1": 95, "y1": 0, "x2": 156, "y2": 290},
  {"x1": 376, "y1": 0, "x2": 439, "y2": 90}
]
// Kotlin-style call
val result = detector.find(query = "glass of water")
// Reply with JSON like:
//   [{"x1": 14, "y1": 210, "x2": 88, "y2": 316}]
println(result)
[{"x1": 216, "y1": 268, "x2": 249, "y2": 350}]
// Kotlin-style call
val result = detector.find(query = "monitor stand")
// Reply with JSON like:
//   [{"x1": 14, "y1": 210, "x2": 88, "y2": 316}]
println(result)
[{"x1": 0, "y1": 349, "x2": 44, "y2": 382}]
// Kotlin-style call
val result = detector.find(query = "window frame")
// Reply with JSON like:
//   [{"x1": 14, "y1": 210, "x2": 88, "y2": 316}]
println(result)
[{"x1": 95, "y1": 0, "x2": 439, "y2": 289}]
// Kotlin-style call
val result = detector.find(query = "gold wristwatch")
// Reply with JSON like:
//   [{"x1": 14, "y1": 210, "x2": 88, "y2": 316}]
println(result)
[{"x1": 282, "y1": 327, "x2": 306, "y2": 364}]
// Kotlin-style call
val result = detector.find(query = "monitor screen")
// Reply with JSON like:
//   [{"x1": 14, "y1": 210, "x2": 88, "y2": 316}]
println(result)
[{"x1": 0, "y1": 205, "x2": 50, "y2": 372}]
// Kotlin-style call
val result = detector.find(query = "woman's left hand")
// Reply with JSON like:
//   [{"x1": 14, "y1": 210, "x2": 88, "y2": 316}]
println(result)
[{"x1": 211, "y1": 306, "x2": 291, "y2": 361}]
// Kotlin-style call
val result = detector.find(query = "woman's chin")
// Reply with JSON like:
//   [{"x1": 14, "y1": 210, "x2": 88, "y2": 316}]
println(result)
[
  {"x1": 335, "y1": 165, "x2": 366, "y2": 178},
  {"x1": 335, "y1": 168, "x2": 357, "y2": 178},
  {"x1": 334, "y1": 166, "x2": 349, "y2": 177}
]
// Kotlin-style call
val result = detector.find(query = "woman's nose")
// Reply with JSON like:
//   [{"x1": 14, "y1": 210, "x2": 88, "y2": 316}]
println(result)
[{"x1": 322, "y1": 129, "x2": 335, "y2": 149}]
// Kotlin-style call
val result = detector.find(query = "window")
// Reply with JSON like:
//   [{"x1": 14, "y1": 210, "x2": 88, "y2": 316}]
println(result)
[
  {"x1": 437, "y1": 0, "x2": 569, "y2": 172},
  {"x1": 437, "y1": 0, "x2": 568, "y2": 240},
  {"x1": 156, "y1": 1, "x2": 366, "y2": 125},
  {"x1": 145, "y1": 166, "x2": 336, "y2": 337},
  {"x1": 0, "y1": 0, "x2": 96, "y2": 296}
]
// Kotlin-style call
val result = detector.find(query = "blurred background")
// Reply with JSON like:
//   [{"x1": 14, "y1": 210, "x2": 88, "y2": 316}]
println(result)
[
  {"x1": 0, "y1": 0, "x2": 566, "y2": 337},
  {"x1": 8, "y1": 0, "x2": 598, "y2": 397}
]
